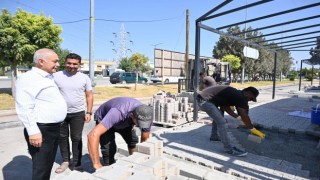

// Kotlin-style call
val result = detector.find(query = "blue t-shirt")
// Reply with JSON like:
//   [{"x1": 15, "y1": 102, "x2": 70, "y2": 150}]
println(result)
[{"x1": 95, "y1": 97, "x2": 151, "y2": 132}]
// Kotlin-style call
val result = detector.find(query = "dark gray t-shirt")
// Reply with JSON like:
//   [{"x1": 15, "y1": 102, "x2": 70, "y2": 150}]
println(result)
[
  {"x1": 94, "y1": 97, "x2": 151, "y2": 132},
  {"x1": 198, "y1": 86, "x2": 249, "y2": 109}
]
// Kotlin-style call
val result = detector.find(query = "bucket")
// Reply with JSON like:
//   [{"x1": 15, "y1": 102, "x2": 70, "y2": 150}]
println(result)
[{"x1": 311, "y1": 104, "x2": 320, "y2": 125}]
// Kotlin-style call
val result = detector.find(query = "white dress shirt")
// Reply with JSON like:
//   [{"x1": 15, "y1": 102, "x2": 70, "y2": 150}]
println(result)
[{"x1": 15, "y1": 67, "x2": 67, "y2": 135}]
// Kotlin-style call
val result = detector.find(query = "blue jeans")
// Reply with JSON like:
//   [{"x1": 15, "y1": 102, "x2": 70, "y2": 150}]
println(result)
[{"x1": 198, "y1": 100, "x2": 232, "y2": 151}]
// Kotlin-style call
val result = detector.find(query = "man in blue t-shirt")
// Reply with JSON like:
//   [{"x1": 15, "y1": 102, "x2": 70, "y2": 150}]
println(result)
[{"x1": 87, "y1": 97, "x2": 153, "y2": 170}]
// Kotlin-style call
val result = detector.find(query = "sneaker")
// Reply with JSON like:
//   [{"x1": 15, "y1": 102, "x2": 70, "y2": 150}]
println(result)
[
  {"x1": 210, "y1": 137, "x2": 221, "y2": 141},
  {"x1": 225, "y1": 147, "x2": 248, "y2": 157},
  {"x1": 72, "y1": 166, "x2": 84, "y2": 172},
  {"x1": 55, "y1": 162, "x2": 69, "y2": 173}
]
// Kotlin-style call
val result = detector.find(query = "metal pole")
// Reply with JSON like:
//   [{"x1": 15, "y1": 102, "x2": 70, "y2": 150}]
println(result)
[
  {"x1": 193, "y1": 21, "x2": 201, "y2": 121},
  {"x1": 272, "y1": 52, "x2": 277, "y2": 99},
  {"x1": 299, "y1": 60, "x2": 303, "y2": 91},
  {"x1": 89, "y1": 0, "x2": 95, "y2": 88},
  {"x1": 185, "y1": 9, "x2": 190, "y2": 90},
  {"x1": 311, "y1": 65, "x2": 314, "y2": 86}
]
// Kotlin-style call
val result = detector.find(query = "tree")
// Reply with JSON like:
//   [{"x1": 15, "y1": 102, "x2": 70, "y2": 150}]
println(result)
[
  {"x1": 129, "y1": 53, "x2": 149, "y2": 90},
  {"x1": 0, "y1": 9, "x2": 62, "y2": 93},
  {"x1": 54, "y1": 47, "x2": 71, "y2": 70},
  {"x1": 118, "y1": 57, "x2": 134, "y2": 72},
  {"x1": 213, "y1": 25, "x2": 293, "y2": 82},
  {"x1": 222, "y1": 54, "x2": 241, "y2": 69}
]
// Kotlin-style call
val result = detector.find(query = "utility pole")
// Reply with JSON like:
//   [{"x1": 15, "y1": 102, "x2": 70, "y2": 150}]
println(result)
[
  {"x1": 89, "y1": 0, "x2": 95, "y2": 87},
  {"x1": 185, "y1": 9, "x2": 190, "y2": 90}
]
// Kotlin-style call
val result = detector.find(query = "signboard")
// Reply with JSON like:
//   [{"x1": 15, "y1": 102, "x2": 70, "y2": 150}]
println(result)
[{"x1": 243, "y1": 46, "x2": 259, "y2": 59}]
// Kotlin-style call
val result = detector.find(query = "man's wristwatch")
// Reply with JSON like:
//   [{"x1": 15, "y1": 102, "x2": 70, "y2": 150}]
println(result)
[{"x1": 86, "y1": 112, "x2": 92, "y2": 115}]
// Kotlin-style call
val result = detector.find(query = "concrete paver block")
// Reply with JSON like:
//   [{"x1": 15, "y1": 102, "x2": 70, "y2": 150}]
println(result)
[
  {"x1": 121, "y1": 152, "x2": 151, "y2": 164},
  {"x1": 137, "y1": 142, "x2": 155, "y2": 156},
  {"x1": 204, "y1": 170, "x2": 241, "y2": 180},
  {"x1": 248, "y1": 134, "x2": 262, "y2": 143},
  {"x1": 127, "y1": 171, "x2": 160, "y2": 180},
  {"x1": 132, "y1": 164, "x2": 154, "y2": 174},
  {"x1": 110, "y1": 159, "x2": 135, "y2": 168},
  {"x1": 140, "y1": 157, "x2": 168, "y2": 176},
  {"x1": 53, "y1": 171, "x2": 99, "y2": 180},
  {"x1": 93, "y1": 166, "x2": 132, "y2": 180},
  {"x1": 165, "y1": 175, "x2": 188, "y2": 180},
  {"x1": 167, "y1": 163, "x2": 180, "y2": 176}
]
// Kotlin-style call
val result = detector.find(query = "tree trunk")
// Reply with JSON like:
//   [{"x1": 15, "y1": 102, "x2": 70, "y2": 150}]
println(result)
[
  {"x1": 10, "y1": 64, "x2": 17, "y2": 97},
  {"x1": 135, "y1": 67, "x2": 138, "y2": 91}
]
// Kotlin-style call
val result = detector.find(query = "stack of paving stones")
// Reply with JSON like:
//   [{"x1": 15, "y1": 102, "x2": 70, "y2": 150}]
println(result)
[
  {"x1": 54, "y1": 138, "x2": 236, "y2": 180},
  {"x1": 151, "y1": 91, "x2": 193, "y2": 127}
]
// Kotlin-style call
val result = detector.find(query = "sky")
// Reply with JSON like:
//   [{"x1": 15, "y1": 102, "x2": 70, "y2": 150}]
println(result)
[{"x1": 1, "y1": 0, "x2": 319, "y2": 69}]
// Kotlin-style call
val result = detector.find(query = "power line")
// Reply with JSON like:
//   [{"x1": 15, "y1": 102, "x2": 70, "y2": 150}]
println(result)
[
  {"x1": 54, "y1": 19, "x2": 88, "y2": 24},
  {"x1": 54, "y1": 15, "x2": 183, "y2": 25}
]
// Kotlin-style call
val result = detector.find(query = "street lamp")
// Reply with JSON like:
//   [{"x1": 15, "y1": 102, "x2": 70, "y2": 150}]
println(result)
[{"x1": 150, "y1": 43, "x2": 163, "y2": 49}]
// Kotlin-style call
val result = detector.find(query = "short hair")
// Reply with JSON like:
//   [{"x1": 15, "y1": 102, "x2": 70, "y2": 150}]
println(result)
[
  {"x1": 33, "y1": 48, "x2": 55, "y2": 63},
  {"x1": 65, "y1": 53, "x2": 81, "y2": 63},
  {"x1": 199, "y1": 72, "x2": 205, "y2": 76}
]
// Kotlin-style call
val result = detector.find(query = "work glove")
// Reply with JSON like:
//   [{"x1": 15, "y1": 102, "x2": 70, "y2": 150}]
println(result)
[
  {"x1": 250, "y1": 128, "x2": 266, "y2": 139},
  {"x1": 236, "y1": 116, "x2": 245, "y2": 126}
]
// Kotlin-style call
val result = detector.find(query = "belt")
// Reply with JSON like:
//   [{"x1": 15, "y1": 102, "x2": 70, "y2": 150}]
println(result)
[{"x1": 37, "y1": 122, "x2": 61, "y2": 126}]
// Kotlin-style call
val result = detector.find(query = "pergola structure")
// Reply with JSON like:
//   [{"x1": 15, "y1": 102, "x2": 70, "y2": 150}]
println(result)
[{"x1": 193, "y1": 0, "x2": 320, "y2": 120}]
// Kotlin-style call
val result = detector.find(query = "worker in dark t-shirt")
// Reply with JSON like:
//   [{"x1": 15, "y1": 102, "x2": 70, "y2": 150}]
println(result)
[
  {"x1": 197, "y1": 86, "x2": 265, "y2": 157},
  {"x1": 199, "y1": 72, "x2": 217, "y2": 90}
]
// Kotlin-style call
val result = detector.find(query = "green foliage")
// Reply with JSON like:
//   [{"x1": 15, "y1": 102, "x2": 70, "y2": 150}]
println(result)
[
  {"x1": 289, "y1": 71, "x2": 297, "y2": 81},
  {"x1": 212, "y1": 25, "x2": 293, "y2": 81},
  {"x1": 54, "y1": 47, "x2": 71, "y2": 70},
  {"x1": 129, "y1": 53, "x2": 149, "y2": 90},
  {"x1": 0, "y1": 8, "x2": 62, "y2": 71},
  {"x1": 221, "y1": 54, "x2": 241, "y2": 70},
  {"x1": 301, "y1": 67, "x2": 318, "y2": 81},
  {"x1": 129, "y1": 53, "x2": 149, "y2": 69},
  {"x1": 118, "y1": 57, "x2": 135, "y2": 72}
]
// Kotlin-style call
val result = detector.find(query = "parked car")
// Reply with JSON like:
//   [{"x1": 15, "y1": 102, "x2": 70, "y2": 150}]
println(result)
[
  {"x1": 150, "y1": 75, "x2": 184, "y2": 84},
  {"x1": 109, "y1": 72, "x2": 148, "y2": 84}
]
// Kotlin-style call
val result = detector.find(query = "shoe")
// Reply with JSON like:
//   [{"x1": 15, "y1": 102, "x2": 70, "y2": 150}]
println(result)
[
  {"x1": 225, "y1": 147, "x2": 248, "y2": 157},
  {"x1": 72, "y1": 166, "x2": 84, "y2": 172},
  {"x1": 210, "y1": 137, "x2": 221, "y2": 141},
  {"x1": 55, "y1": 162, "x2": 69, "y2": 173}
]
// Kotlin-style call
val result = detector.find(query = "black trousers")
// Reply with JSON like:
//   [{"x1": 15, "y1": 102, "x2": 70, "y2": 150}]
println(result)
[
  {"x1": 96, "y1": 121, "x2": 138, "y2": 165},
  {"x1": 58, "y1": 111, "x2": 85, "y2": 167},
  {"x1": 24, "y1": 123, "x2": 60, "y2": 180}
]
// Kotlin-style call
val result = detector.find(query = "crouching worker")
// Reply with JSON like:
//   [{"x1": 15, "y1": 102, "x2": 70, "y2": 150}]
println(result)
[
  {"x1": 87, "y1": 97, "x2": 153, "y2": 170},
  {"x1": 197, "y1": 86, "x2": 265, "y2": 157}
]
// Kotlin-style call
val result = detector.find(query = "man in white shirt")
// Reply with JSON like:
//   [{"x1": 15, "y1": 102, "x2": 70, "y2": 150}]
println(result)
[
  {"x1": 15, "y1": 48, "x2": 67, "y2": 180},
  {"x1": 53, "y1": 53, "x2": 93, "y2": 173}
]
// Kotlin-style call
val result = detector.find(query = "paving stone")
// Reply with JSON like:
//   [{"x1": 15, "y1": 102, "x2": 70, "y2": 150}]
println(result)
[
  {"x1": 247, "y1": 134, "x2": 262, "y2": 143},
  {"x1": 121, "y1": 152, "x2": 151, "y2": 164},
  {"x1": 127, "y1": 171, "x2": 160, "y2": 180},
  {"x1": 93, "y1": 166, "x2": 132, "y2": 180}
]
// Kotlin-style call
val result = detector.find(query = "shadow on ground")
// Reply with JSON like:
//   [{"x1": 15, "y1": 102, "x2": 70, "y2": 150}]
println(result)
[
  {"x1": 0, "y1": 88, "x2": 12, "y2": 95},
  {"x1": 229, "y1": 128, "x2": 320, "y2": 178}
]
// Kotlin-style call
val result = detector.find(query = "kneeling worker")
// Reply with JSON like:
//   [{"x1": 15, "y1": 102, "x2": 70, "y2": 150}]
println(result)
[
  {"x1": 87, "y1": 97, "x2": 153, "y2": 170},
  {"x1": 197, "y1": 85, "x2": 265, "y2": 157}
]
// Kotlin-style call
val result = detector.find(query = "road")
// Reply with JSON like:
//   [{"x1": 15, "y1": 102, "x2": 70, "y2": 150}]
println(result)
[{"x1": 0, "y1": 77, "x2": 160, "y2": 89}]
